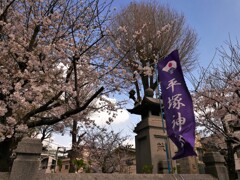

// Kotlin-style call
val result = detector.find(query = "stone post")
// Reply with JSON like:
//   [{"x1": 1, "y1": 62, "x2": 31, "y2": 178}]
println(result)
[
  {"x1": 176, "y1": 156, "x2": 199, "y2": 174},
  {"x1": 203, "y1": 152, "x2": 229, "y2": 180},
  {"x1": 10, "y1": 138, "x2": 42, "y2": 180}
]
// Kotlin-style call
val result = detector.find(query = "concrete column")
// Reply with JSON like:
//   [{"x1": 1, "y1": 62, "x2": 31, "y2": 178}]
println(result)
[
  {"x1": 203, "y1": 152, "x2": 229, "y2": 180},
  {"x1": 10, "y1": 138, "x2": 42, "y2": 180}
]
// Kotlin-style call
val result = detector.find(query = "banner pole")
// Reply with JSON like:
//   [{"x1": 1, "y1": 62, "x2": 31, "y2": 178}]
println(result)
[{"x1": 158, "y1": 84, "x2": 171, "y2": 173}]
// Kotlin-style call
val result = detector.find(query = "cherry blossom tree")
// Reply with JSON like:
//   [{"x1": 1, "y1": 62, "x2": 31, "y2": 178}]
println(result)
[
  {"x1": 193, "y1": 39, "x2": 240, "y2": 180},
  {"x1": 77, "y1": 125, "x2": 132, "y2": 173},
  {"x1": 0, "y1": 0, "x2": 128, "y2": 172},
  {"x1": 109, "y1": 1, "x2": 198, "y2": 102}
]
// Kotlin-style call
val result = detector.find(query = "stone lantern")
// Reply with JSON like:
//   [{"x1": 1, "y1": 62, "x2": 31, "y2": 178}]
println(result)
[{"x1": 128, "y1": 88, "x2": 176, "y2": 174}]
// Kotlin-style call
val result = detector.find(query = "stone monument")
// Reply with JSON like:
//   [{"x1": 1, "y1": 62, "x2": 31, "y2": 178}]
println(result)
[
  {"x1": 10, "y1": 137, "x2": 42, "y2": 180},
  {"x1": 128, "y1": 88, "x2": 176, "y2": 174},
  {"x1": 176, "y1": 156, "x2": 199, "y2": 174},
  {"x1": 203, "y1": 152, "x2": 229, "y2": 180}
]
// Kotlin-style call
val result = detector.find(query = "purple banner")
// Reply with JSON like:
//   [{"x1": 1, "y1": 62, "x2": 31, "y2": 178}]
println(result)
[{"x1": 158, "y1": 50, "x2": 197, "y2": 159}]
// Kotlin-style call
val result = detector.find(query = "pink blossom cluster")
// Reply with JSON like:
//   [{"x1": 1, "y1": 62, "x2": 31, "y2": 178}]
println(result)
[{"x1": 0, "y1": 0, "x2": 125, "y2": 141}]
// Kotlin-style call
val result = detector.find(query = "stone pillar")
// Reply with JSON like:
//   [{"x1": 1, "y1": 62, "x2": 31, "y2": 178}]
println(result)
[
  {"x1": 176, "y1": 156, "x2": 199, "y2": 174},
  {"x1": 234, "y1": 147, "x2": 240, "y2": 180},
  {"x1": 203, "y1": 152, "x2": 229, "y2": 180},
  {"x1": 158, "y1": 160, "x2": 169, "y2": 174},
  {"x1": 134, "y1": 114, "x2": 175, "y2": 174},
  {"x1": 10, "y1": 138, "x2": 42, "y2": 180}
]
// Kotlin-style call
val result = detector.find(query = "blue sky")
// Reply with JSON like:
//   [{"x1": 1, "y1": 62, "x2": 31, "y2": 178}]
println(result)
[
  {"x1": 161, "y1": 0, "x2": 240, "y2": 68},
  {"x1": 112, "y1": 0, "x2": 240, "y2": 71},
  {"x1": 52, "y1": 0, "x2": 240, "y2": 148}
]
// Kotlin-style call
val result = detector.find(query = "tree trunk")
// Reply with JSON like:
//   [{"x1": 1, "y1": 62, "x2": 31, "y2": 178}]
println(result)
[
  {"x1": 221, "y1": 118, "x2": 237, "y2": 180},
  {"x1": 68, "y1": 149, "x2": 78, "y2": 173},
  {"x1": 102, "y1": 158, "x2": 107, "y2": 173},
  {"x1": 0, "y1": 137, "x2": 18, "y2": 172},
  {"x1": 69, "y1": 119, "x2": 77, "y2": 173},
  {"x1": 226, "y1": 138, "x2": 237, "y2": 180}
]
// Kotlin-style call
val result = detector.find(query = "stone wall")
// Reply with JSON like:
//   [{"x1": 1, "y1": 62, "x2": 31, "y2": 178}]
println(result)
[
  {"x1": 0, "y1": 172, "x2": 9, "y2": 180},
  {"x1": 42, "y1": 174, "x2": 217, "y2": 180},
  {"x1": 1, "y1": 172, "x2": 216, "y2": 180},
  {"x1": 7, "y1": 138, "x2": 228, "y2": 180}
]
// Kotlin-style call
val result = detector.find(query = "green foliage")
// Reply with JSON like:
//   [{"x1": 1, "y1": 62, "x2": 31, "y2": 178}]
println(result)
[
  {"x1": 142, "y1": 164, "x2": 153, "y2": 174},
  {"x1": 73, "y1": 159, "x2": 91, "y2": 173},
  {"x1": 73, "y1": 159, "x2": 86, "y2": 171},
  {"x1": 57, "y1": 159, "x2": 63, "y2": 172},
  {"x1": 171, "y1": 166, "x2": 176, "y2": 174}
]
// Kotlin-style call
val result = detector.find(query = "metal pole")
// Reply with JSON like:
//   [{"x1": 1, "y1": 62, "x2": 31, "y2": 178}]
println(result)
[{"x1": 158, "y1": 84, "x2": 171, "y2": 173}]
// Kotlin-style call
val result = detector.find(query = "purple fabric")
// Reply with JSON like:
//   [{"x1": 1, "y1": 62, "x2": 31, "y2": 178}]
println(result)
[{"x1": 158, "y1": 50, "x2": 197, "y2": 159}]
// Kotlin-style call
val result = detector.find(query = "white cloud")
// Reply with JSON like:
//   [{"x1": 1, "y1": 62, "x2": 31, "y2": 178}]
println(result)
[
  {"x1": 48, "y1": 134, "x2": 72, "y2": 150},
  {"x1": 90, "y1": 108, "x2": 130, "y2": 126},
  {"x1": 90, "y1": 95, "x2": 131, "y2": 126},
  {"x1": 51, "y1": 96, "x2": 141, "y2": 148}
]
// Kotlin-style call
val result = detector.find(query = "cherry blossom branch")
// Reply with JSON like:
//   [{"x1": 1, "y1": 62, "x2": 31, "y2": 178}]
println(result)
[
  {"x1": 198, "y1": 90, "x2": 240, "y2": 122},
  {"x1": 22, "y1": 65, "x2": 74, "y2": 123},
  {"x1": 22, "y1": 91, "x2": 63, "y2": 123},
  {"x1": 27, "y1": 24, "x2": 41, "y2": 51},
  {"x1": 27, "y1": 86, "x2": 104, "y2": 127},
  {"x1": 0, "y1": 0, "x2": 16, "y2": 22}
]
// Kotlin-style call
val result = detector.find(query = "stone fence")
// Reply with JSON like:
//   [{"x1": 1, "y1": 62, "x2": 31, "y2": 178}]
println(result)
[
  {"x1": 0, "y1": 172, "x2": 217, "y2": 180},
  {"x1": 1, "y1": 138, "x2": 231, "y2": 180}
]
